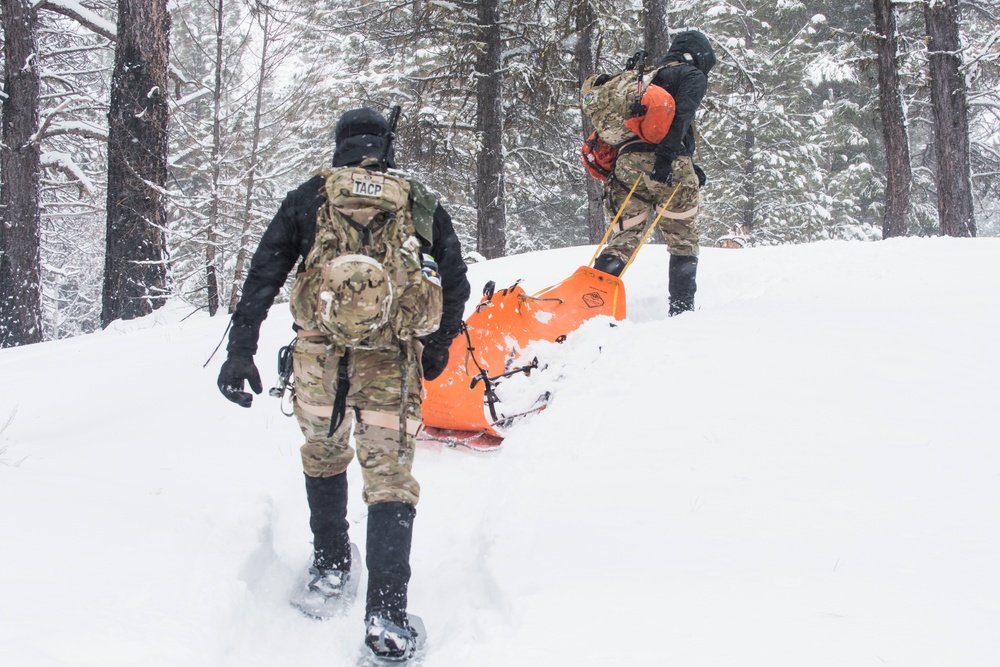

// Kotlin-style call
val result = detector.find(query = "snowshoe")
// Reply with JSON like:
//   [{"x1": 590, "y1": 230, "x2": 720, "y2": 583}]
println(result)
[
  {"x1": 358, "y1": 613, "x2": 427, "y2": 666},
  {"x1": 290, "y1": 543, "x2": 361, "y2": 619}
]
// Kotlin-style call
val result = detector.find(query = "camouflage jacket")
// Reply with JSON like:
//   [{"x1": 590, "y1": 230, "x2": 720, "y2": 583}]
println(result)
[{"x1": 227, "y1": 173, "x2": 471, "y2": 358}]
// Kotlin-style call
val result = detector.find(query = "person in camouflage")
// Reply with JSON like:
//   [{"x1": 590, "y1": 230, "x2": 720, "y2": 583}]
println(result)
[
  {"x1": 593, "y1": 30, "x2": 716, "y2": 316},
  {"x1": 216, "y1": 107, "x2": 470, "y2": 660}
]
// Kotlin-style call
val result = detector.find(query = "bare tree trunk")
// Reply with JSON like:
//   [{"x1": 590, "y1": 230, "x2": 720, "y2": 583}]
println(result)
[
  {"x1": 575, "y1": 0, "x2": 606, "y2": 244},
  {"x1": 102, "y1": 0, "x2": 171, "y2": 327},
  {"x1": 475, "y1": 0, "x2": 507, "y2": 259},
  {"x1": 741, "y1": 123, "x2": 756, "y2": 234},
  {"x1": 740, "y1": 27, "x2": 757, "y2": 235},
  {"x1": 0, "y1": 0, "x2": 43, "y2": 347},
  {"x1": 873, "y1": 0, "x2": 911, "y2": 239},
  {"x1": 229, "y1": 5, "x2": 272, "y2": 314},
  {"x1": 643, "y1": 0, "x2": 671, "y2": 61},
  {"x1": 205, "y1": 0, "x2": 225, "y2": 316},
  {"x1": 924, "y1": 0, "x2": 976, "y2": 237}
]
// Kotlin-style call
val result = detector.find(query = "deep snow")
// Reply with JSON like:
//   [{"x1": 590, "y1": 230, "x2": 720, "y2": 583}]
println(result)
[{"x1": 1, "y1": 238, "x2": 999, "y2": 666}]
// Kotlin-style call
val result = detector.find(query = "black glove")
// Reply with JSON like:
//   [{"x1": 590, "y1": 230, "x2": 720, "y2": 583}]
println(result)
[
  {"x1": 650, "y1": 157, "x2": 675, "y2": 185},
  {"x1": 420, "y1": 337, "x2": 452, "y2": 381},
  {"x1": 218, "y1": 355, "x2": 262, "y2": 408},
  {"x1": 694, "y1": 163, "x2": 707, "y2": 188}
]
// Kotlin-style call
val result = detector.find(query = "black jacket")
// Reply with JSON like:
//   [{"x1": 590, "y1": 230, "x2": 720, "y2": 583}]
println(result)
[
  {"x1": 650, "y1": 62, "x2": 707, "y2": 165},
  {"x1": 226, "y1": 173, "x2": 471, "y2": 358},
  {"x1": 648, "y1": 30, "x2": 715, "y2": 166}
]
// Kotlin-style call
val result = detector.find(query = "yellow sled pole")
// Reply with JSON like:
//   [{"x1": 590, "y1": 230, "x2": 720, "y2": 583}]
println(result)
[
  {"x1": 588, "y1": 174, "x2": 643, "y2": 266},
  {"x1": 619, "y1": 185, "x2": 680, "y2": 278}
]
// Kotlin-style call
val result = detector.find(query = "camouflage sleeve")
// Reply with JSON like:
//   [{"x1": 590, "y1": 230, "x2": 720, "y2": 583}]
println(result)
[
  {"x1": 653, "y1": 65, "x2": 707, "y2": 164},
  {"x1": 227, "y1": 178, "x2": 322, "y2": 357},
  {"x1": 427, "y1": 203, "x2": 471, "y2": 343}
]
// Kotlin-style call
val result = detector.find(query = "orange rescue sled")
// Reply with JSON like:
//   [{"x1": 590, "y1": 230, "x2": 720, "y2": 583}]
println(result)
[{"x1": 421, "y1": 266, "x2": 627, "y2": 445}]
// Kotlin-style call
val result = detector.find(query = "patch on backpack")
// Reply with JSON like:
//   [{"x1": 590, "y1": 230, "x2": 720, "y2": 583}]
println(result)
[{"x1": 352, "y1": 172, "x2": 385, "y2": 198}]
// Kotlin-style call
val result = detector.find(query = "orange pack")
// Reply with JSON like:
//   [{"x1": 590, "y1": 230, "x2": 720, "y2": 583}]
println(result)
[{"x1": 580, "y1": 131, "x2": 619, "y2": 181}]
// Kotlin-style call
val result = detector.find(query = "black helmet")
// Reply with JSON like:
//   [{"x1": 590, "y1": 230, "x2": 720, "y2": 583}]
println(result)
[
  {"x1": 667, "y1": 30, "x2": 717, "y2": 76},
  {"x1": 332, "y1": 107, "x2": 396, "y2": 168}
]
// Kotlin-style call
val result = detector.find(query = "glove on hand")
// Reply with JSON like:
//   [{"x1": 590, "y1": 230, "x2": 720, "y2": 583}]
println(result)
[
  {"x1": 650, "y1": 157, "x2": 675, "y2": 185},
  {"x1": 420, "y1": 336, "x2": 452, "y2": 382},
  {"x1": 694, "y1": 163, "x2": 708, "y2": 188},
  {"x1": 218, "y1": 355, "x2": 262, "y2": 408}
]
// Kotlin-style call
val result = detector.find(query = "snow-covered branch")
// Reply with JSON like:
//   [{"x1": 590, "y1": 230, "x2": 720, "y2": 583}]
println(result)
[
  {"x1": 41, "y1": 120, "x2": 109, "y2": 143},
  {"x1": 41, "y1": 151, "x2": 97, "y2": 197},
  {"x1": 34, "y1": 0, "x2": 117, "y2": 42}
]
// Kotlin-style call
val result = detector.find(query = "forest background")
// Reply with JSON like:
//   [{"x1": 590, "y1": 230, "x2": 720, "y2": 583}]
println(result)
[{"x1": 1, "y1": 0, "x2": 998, "y2": 345}]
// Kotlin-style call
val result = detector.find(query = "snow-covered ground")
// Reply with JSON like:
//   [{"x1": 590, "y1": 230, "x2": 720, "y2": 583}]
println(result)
[{"x1": 2, "y1": 237, "x2": 998, "y2": 666}]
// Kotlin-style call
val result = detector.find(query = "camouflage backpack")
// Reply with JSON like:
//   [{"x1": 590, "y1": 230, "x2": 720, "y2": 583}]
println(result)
[
  {"x1": 289, "y1": 162, "x2": 443, "y2": 349},
  {"x1": 580, "y1": 65, "x2": 675, "y2": 146}
]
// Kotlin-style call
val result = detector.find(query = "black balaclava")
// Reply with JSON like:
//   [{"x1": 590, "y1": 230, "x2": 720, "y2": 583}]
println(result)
[
  {"x1": 331, "y1": 107, "x2": 396, "y2": 169},
  {"x1": 664, "y1": 30, "x2": 717, "y2": 76}
]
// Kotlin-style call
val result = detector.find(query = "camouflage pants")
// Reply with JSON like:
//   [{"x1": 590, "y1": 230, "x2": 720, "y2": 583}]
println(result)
[
  {"x1": 292, "y1": 335, "x2": 423, "y2": 506},
  {"x1": 602, "y1": 152, "x2": 701, "y2": 262}
]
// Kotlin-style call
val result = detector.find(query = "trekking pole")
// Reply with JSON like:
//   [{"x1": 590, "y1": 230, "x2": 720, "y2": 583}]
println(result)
[
  {"x1": 588, "y1": 173, "x2": 643, "y2": 266},
  {"x1": 619, "y1": 185, "x2": 680, "y2": 278},
  {"x1": 632, "y1": 50, "x2": 649, "y2": 117}
]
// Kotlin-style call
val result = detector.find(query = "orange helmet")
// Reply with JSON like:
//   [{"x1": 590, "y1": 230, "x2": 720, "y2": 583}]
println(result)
[{"x1": 624, "y1": 84, "x2": 675, "y2": 144}]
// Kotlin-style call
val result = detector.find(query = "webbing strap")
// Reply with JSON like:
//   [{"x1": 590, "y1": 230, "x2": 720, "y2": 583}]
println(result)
[
  {"x1": 364, "y1": 408, "x2": 423, "y2": 437},
  {"x1": 297, "y1": 402, "x2": 423, "y2": 437},
  {"x1": 397, "y1": 344, "x2": 410, "y2": 456},
  {"x1": 297, "y1": 328, "x2": 325, "y2": 339},
  {"x1": 337, "y1": 209, "x2": 392, "y2": 247},
  {"x1": 655, "y1": 204, "x2": 699, "y2": 220},
  {"x1": 615, "y1": 210, "x2": 649, "y2": 232}
]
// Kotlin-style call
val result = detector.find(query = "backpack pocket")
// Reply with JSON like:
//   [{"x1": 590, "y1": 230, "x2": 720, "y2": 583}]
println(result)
[
  {"x1": 392, "y1": 241, "x2": 443, "y2": 340},
  {"x1": 290, "y1": 253, "x2": 392, "y2": 346}
]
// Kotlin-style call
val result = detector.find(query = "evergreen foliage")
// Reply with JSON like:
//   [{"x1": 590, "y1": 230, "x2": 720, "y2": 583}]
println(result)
[{"x1": 1, "y1": 0, "x2": 999, "y2": 342}]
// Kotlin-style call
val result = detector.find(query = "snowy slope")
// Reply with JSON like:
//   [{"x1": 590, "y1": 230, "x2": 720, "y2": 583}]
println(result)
[{"x1": 1, "y1": 238, "x2": 999, "y2": 667}]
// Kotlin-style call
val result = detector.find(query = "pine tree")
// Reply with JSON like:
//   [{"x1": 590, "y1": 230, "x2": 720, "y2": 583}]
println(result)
[
  {"x1": 0, "y1": 0, "x2": 44, "y2": 347},
  {"x1": 101, "y1": 0, "x2": 171, "y2": 326},
  {"x1": 873, "y1": 0, "x2": 912, "y2": 239},
  {"x1": 925, "y1": 0, "x2": 975, "y2": 237}
]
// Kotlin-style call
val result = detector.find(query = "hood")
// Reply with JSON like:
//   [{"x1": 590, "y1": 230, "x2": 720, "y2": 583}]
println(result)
[
  {"x1": 331, "y1": 107, "x2": 396, "y2": 169},
  {"x1": 666, "y1": 30, "x2": 717, "y2": 76}
]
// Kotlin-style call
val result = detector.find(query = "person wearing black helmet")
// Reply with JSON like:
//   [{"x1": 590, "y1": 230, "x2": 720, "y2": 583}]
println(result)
[
  {"x1": 216, "y1": 107, "x2": 470, "y2": 661},
  {"x1": 592, "y1": 30, "x2": 716, "y2": 316}
]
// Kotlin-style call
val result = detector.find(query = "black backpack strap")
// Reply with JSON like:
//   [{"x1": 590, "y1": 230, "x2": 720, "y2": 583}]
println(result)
[
  {"x1": 617, "y1": 138, "x2": 657, "y2": 155},
  {"x1": 327, "y1": 350, "x2": 351, "y2": 437},
  {"x1": 337, "y1": 210, "x2": 393, "y2": 247}
]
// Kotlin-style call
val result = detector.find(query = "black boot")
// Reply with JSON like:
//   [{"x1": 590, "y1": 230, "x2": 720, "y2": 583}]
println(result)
[
  {"x1": 593, "y1": 253, "x2": 625, "y2": 277},
  {"x1": 668, "y1": 255, "x2": 698, "y2": 316},
  {"x1": 304, "y1": 472, "x2": 351, "y2": 571},
  {"x1": 365, "y1": 501, "x2": 416, "y2": 626}
]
